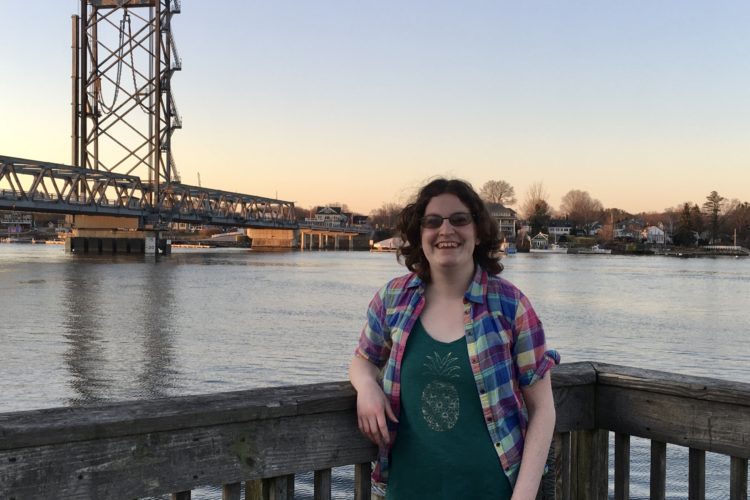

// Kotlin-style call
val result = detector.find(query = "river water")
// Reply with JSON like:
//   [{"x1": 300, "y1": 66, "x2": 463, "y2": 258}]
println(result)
[{"x1": 1, "y1": 245, "x2": 748, "y2": 499}]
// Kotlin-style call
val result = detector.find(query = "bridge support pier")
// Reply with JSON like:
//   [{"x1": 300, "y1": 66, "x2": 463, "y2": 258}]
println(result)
[
  {"x1": 64, "y1": 229, "x2": 170, "y2": 255},
  {"x1": 247, "y1": 228, "x2": 296, "y2": 249}
]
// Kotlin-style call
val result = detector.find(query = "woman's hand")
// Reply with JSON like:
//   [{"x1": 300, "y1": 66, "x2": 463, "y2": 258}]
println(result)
[
  {"x1": 349, "y1": 355, "x2": 398, "y2": 447},
  {"x1": 356, "y1": 381, "x2": 398, "y2": 447}
]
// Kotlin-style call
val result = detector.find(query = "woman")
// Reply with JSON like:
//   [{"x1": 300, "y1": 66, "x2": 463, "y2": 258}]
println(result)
[{"x1": 350, "y1": 178, "x2": 559, "y2": 499}]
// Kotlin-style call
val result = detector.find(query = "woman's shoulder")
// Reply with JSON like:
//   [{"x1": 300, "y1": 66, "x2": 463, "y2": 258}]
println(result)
[
  {"x1": 367, "y1": 272, "x2": 421, "y2": 312},
  {"x1": 380, "y1": 271, "x2": 421, "y2": 294},
  {"x1": 485, "y1": 273, "x2": 524, "y2": 299}
]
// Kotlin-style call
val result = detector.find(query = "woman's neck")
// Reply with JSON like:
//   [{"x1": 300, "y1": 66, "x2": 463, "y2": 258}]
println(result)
[{"x1": 426, "y1": 264, "x2": 475, "y2": 299}]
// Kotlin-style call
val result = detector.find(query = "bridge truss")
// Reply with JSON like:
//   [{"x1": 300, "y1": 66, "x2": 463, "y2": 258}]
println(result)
[{"x1": 0, "y1": 156, "x2": 297, "y2": 228}]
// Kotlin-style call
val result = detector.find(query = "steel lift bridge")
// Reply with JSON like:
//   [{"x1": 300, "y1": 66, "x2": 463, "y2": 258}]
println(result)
[{"x1": 0, "y1": 0, "x2": 346, "y2": 252}]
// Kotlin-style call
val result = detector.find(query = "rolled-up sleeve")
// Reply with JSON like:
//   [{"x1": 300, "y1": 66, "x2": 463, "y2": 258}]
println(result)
[
  {"x1": 355, "y1": 287, "x2": 391, "y2": 368},
  {"x1": 512, "y1": 293, "x2": 560, "y2": 387}
]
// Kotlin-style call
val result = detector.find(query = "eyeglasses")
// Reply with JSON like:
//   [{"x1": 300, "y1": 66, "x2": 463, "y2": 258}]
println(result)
[{"x1": 420, "y1": 212, "x2": 474, "y2": 229}]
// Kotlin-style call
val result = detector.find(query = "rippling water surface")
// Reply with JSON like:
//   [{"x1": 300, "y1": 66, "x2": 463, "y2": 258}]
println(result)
[{"x1": 1, "y1": 246, "x2": 748, "y2": 498}]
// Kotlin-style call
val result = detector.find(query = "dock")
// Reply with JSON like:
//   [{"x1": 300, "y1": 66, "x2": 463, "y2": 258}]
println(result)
[
  {"x1": 660, "y1": 245, "x2": 750, "y2": 257},
  {"x1": 0, "y1": 362, "x2": 747, "y2": 499}
]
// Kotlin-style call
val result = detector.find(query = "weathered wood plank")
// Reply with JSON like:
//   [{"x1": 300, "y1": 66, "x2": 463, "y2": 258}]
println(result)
[
  {"x1": 222, "y1": 481, "x2": 241, "y2": 500},
  {"x1": 0, "y1": 410, "x2": 376, "y2": 499},
  {"x1": 730, "y1": 456, "x2": 748, "y2": 500},
  {"x1": 689, "y1": 448, "x2": 705, "y2": 500},
  {"x1": 246, "y1": 475, "x2": 294, "y2": 500},
  {"x1": 354, "y1": 462, "x2": 371, "y2": 500},
  {"x1": 0, "y1": 381, "x2": 360, "y2": 451},
  {"x1": 595, "y1": 385, "x2": 750, "y2": 459},
  {"x1": 650, "y1": 440, "x2": 666, "y2": 500},
  {"x1": 536, "y1": 440, "x2": 556, "y2": 500},
  {"x1": 571, "y1": 429, "x2": 608, "y2": 500},
  {"x1": 552, "y1": 384, "x2": 596, "y2": 432},
  {"x1": 614, "y1": 432, "x2": 630, "y2": 500},
  {"x1": 552, "y1": 362, "x2": 598, "y2": 387},
  {"x1": 593, "y1": 363, "x2": 750, "y2": 407},
  {"x1": 313, "y1": 468, "x2": 332, "y2": 500},
  {"x1": 557, "y1": 432, "x2": 571, "y2": 500},
  {"x1": 270, "y1": 475, "x2": 294, "y2": 500},
  {"x1": 246, "y1": 478, "x2": 269, "y2": 500}
]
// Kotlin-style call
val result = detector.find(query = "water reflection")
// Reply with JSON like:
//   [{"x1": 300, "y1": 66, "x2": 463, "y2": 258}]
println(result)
[
  {"x1": 62, "y1": 256, "x2": 178, "y2": 404},
  {"x1": 62, "y1": 261, "x2": 110, "y2": 405},
  {"x1": 135, "y1": 260, "x2": 178, "y2": 398}
]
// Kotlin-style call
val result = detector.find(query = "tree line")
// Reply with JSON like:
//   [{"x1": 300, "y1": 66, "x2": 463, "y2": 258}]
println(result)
[{"x1": 363, "y1": 181, "x2": 750, "y2": 247}]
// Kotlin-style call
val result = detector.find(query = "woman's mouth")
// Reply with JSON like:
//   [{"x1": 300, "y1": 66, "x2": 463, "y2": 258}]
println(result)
[{"x1": 436, "y1": 241, "x2": 459, "y2": 249}]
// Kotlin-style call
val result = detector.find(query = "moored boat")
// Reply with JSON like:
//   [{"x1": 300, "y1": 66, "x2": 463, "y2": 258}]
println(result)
[
  {"x1": 576, "y1": 244, "x2": 612, "y2": 254},
  {"x1": 371, "y1": 237, "x2": 402, "y2": 252},
  {"x1": 530, "y1": 244, "x2": 568, "y2": 254}
]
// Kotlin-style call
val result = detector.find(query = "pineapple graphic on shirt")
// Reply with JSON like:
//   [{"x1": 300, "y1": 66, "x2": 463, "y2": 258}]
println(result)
[{"x1": 421, "y1": 351, "x2": 461, "y2": 431}]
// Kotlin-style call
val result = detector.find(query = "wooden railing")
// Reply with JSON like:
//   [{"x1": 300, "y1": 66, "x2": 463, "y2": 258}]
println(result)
[
  {"x1": 557, "y1": 363, "x2": 750, "y2": 500},
  {"x1": 0, "y1": 362, "x2": 747, "y2": 499}
]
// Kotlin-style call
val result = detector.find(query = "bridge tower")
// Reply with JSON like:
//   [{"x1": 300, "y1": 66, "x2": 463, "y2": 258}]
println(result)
[{"x1": 72, "y1": 0, "x2": 182, "y2": 207}]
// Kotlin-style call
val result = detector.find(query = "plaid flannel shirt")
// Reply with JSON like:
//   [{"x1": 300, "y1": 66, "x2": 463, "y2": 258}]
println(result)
[{"x1": 355, "y1": 266, "x2": 560, "y2": 493}]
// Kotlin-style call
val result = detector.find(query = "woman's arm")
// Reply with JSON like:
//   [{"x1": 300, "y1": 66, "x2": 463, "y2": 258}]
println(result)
[
  {"x1": 349, "y1": 355, "x2": 398, "y2": 447},
  {"x1": 511, "y1": 372, "x2": 556, "y2": 500}
]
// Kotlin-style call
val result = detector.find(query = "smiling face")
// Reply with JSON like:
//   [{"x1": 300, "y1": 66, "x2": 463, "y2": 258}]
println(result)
[{"x1": 420, "y1": 193, "x2": 478, "y2": 277}]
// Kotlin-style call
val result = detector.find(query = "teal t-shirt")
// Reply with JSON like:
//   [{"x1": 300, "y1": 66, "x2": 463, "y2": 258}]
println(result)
[{"x1": 386, "y1": 319, "x2": 513, "y2": 500}]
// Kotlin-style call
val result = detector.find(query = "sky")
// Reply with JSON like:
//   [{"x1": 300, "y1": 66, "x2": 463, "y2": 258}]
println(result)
[{"x1": 1, "y1": 1, "x2": 748, "y2": 216}]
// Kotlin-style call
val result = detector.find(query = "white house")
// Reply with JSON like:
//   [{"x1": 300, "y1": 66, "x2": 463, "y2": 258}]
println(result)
[
  {"x1": 548, "y1": 220, "x2": 573, "y2": 242},
  {"x1": 530, "y1": 232, "x2": 550, "y2": 249},
  {"x1": 306, "y1": 206, "x2": 348, "y2": 227},
  {"x1": 486, "y1": 203, "x2": 517, "y2": 240},
  {"x1": 642, "y1": 225, "x2": 669, "y2": 244}
]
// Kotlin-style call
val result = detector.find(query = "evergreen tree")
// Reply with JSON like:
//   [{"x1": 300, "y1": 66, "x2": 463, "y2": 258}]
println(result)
[
  {"x1": 673, "y1": 203, "x2": 696, "y2": 246},
  {"x1": 702, "y1": 191, "x2": 724, "y2": 243}
]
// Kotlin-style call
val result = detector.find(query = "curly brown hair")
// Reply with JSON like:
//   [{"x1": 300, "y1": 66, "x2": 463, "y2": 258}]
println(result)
[{"x1": 397, "y1": 178, "x2": 502, "y2": 282}]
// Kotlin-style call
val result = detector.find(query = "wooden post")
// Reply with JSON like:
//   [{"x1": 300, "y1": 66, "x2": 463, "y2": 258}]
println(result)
[
  {"x1": 536, "y1": 440, "x2": 556, "y2": 499},
  {"x1": 650, "y1": 440, "x2": 667, "y2": 500},
  {"x1": 354, "y1": 462, "x2": 371, "y2": 500},
  {"x1": 570, "y1": 429, "x2": 608, "y2": 500},
  {"x1": 314, "y1": 468, "x2": 332, "y2": 500},
  {"x1": 222, "y1": 482, "x2": 241, "y2": 500},
  {"x1": 246, "y1": 475, "x2": 294, "y2": 500},
  {"x1": 556, "y1": 431, "x2": 572, "y2": 500},
  {"x1": 730, "y1": 457, "x2": 748, "y2": 500},
  {"x1": 688, "y1": 448, "x2": 706, "y2": 500},
  {"x1": 614, "y1": 433, "x2": 630, "y2": 500}
]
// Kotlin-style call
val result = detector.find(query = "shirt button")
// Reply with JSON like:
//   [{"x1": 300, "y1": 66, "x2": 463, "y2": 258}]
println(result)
[
  {"x1": 479, "y1": 388, "x2": 486, "y2": 394},
  {"x1": 471, "y1": 357, "x2": 478, "y2": 364},
  {"x1": 486, "y1": 417, "x2": 493, "y2": 423},
  {"x1": 495, "y1": 443, "x2": 501, "y2": 448}
]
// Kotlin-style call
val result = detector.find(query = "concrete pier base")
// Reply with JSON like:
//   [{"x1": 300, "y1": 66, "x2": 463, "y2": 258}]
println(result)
[
  {"x1": 65, "y1": 229, "x2": 170, "y2": 255},
  {"x1": 246, "y1": 228, "x2": 296, "y2": 248}
]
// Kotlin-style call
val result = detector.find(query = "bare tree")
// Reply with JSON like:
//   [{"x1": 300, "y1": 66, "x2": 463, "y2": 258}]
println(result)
[
  {"x1": 479, "y1": 180, "x2": 516, "y2": 206},
  {"x1": 521, "y1": 182, "x2": 552, "y2": 234},
  {"x1": 521, "y1": 182, "x2": 550, "y2": 219},
  {"x1": 559, "y1": 189, "x2": 604, "y2": 229},
  {"x1": 723, "y1": 198, "x2": 750, "y2": 245},
  {"x1": 369, "y1": 202, "x2": 403, "y2": 230}
]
